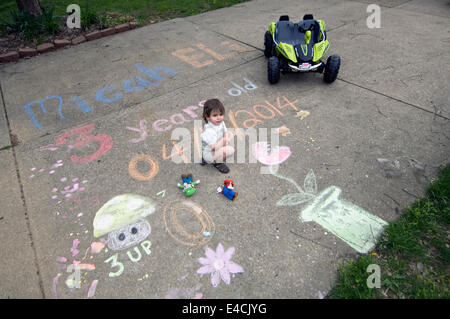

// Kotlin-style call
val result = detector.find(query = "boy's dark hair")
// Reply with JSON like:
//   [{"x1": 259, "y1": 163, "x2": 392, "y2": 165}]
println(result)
[{"x1": 203, "y1": 99, "x2": 225, "y2": 122}]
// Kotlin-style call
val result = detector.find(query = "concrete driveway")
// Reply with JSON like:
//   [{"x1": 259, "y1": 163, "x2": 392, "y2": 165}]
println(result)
[{"x1": 0, "y1": 0, "x2": 448, "y2": 299}]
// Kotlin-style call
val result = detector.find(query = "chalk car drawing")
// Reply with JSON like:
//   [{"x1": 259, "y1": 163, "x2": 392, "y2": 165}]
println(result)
[{"x1": 93, "y1": 194, "x2": 156, "y2": 251}]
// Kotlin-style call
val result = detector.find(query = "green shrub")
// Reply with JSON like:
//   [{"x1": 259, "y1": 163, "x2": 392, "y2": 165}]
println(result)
[
  {"x1": 81, "y1": 8, "x2": 99, "y2": 30},
  {"x1": 2, "y1": 6, "x2": 60, "y2": 41}
]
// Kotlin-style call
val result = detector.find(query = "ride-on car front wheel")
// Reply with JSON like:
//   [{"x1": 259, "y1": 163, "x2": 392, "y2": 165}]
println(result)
[
  {"x1": 264, "y1": 31, "x2": 274, "y2": 57},
  {"x1": 268, "y1": 56, "x2": 280, "y2": 84},
  {"x1": 323, "y1": 55, "x2": 341, "y2": 83}
]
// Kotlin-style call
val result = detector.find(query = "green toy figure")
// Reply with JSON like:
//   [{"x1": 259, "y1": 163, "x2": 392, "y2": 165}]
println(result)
[{"x1": 177, "y1": 174, "x2": 200, "y2": 197}]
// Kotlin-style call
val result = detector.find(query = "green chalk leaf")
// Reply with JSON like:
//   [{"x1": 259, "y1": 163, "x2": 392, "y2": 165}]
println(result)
[
  {"x1": 276, "y1": 192, "x2": 315, "y2": 206},
  {"x1": 304, "y1": 169, "x2": 317, "y2": 194}
]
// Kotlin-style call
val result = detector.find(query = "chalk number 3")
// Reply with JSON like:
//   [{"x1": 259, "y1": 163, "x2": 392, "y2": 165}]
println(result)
[
  {"x1": 104, "y1": 254, "x2": 124, "y2": 277},
  {"x1": 55, "y1": 124, "x2": 114, "y2": 163}
]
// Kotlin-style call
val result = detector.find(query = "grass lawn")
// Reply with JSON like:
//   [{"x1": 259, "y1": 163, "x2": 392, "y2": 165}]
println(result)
[
  {"x1": 1, "y1": 0, "x2": 249, "y2": 37},
  {"x1": 329, "y1": 164, "x2": 450, "y2": 299},
  {"x1": 1, "y1": 0, "x2": 249, "y2": 22}
]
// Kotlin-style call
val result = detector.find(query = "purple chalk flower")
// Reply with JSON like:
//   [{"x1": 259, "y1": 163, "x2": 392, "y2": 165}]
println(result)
[{"x1": 197, "y1": 243, "x2": 244, "y2": 287}]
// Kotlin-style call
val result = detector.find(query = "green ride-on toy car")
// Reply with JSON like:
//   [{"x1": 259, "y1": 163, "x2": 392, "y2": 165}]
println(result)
[{"x1": 264, "y1": 14, "x2": 341, "y2": 84}]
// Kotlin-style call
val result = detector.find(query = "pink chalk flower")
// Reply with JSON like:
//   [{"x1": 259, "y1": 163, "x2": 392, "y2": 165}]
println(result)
[{"x1": 197, "y1": 243, "x2": 244, "y2": 287}]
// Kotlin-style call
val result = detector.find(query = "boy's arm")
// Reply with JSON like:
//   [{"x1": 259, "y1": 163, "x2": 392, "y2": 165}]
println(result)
[
  {"x1": 211, "y1": 125, "x2": 230, "y2": 150},
  {"x1": 202, "y1": 128, "x2": 221, "y2": 151},
  {"x1": 210, "y1": 136, "x2": 227, "y2": 150}
]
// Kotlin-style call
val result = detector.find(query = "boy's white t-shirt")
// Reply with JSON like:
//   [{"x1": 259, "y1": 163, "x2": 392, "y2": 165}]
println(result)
[{"x1": 201, "y1": 121, "x2": 227, "y2": 146}]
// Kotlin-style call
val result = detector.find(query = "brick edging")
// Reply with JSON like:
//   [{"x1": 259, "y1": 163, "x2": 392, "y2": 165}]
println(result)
[{"x1": 0, "y1": 22, "x2": 138, "y2": 64}]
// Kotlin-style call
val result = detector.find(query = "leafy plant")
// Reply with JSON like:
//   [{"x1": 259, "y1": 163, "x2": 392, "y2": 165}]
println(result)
[
  {"x1": 3, "y1": 9, "x2": 39, "y2": 40},
  {"x1": 81, "y1": 8, "x2": 99, "y2": 30},
  {"x1": 2, "y1": 6, "x2": 60, "y2": 41},
  {"x1": 99, "y1": 11, "x2": 109, "y2": 30},
  {"x1": 40, "y1": 7, "x2": 60, "y2": 35}
]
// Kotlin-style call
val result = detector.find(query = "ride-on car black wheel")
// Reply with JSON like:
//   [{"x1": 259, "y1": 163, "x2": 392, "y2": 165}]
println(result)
[
  {"x1": 323, "y1": 55, "x2": 341, "y2": 83},
  {"x1": 268, "y1": 56, "x2": 280, "y2": 84},
  {"x1": 264, "y1": 31, "x2": 274, "y2": 57}
]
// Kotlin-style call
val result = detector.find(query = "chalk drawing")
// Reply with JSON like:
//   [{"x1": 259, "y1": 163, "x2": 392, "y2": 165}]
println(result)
[
  {"x1": 172, "y1": 41, "x2": 248, "y2": 68},
  {"x1": 228, "y1": 96, "x2": 299, "y2": 137},
  {"x1": 95, "y1": 86, "x2": 123, "y2": 103},
  {"x1": 300, "y1": 186, "x2": 388, "y2": 253},
  {"x1": 133, "y1": 64, "x2": 178, "y2": 83},
  {"x1": 24, "y1": 64, "x2": 177, "y2": 130},
  {"x1": 197, "y1": 243, "x2": 244, "y2": 288},
  {"x1": 162, "y1": 140, "x2": 189, "y2": 163},
  {"x1": 124, "y1": 101, "x2": 204, "y2": 141},
  {"x1": 163, "y1": 200, "x2": 215, "y2": 247},
  {"x1": 53, "y1": 239, "x2": 99, "y2": 298},
  {"x1": 50, "y1": 176, "x2": 87, "y2": 202},
  {"x1": 252, "y1": 141, "x2": 291, "y2": 166},
  {"x1": 93, "y1": 194, "x2": 156, "y2": 250},
  {"x1": 227, "y1": 78, "x2": 258, "y2": 97},
  {"x1": 296, "y1": 110, "x2": 310, "y2": 120},
  {"x1": 37, "y1": 144, "x2": 59, "y2": 152},
  {"x1": 103, "y1": 240, "x2": 152, "y2": 278},
  {"x1": 377, "y1": 156, "x2": 426, "y2": 182},
  {"x1": 128, "y1": 154, "x2": 159, "y2": 181},
  {"x1": 71, "y1": 238, "x2": 80, "y2": 257},
  {"x1": 71, "y1": 96, "x2": 93, "y2": 113},
  {"x1": 90, "y1": 242, "x2": 105, "y2": 254},
  {"x1": 29, "y1": 160, "x2": 64, "y2": 179},
  {"x1": 91, "y1": 194, "x2": 156, "y2": 278},
  {"x1": 270, "y1": 167, "x2": 388, "y2": 254},
  {"x1": 55, "y1": 124, "x2": 113, "y2": 163},
  {"x1": 87, "y1": 279, "x2": 99, "y2": 298},
  {"x1": 51, "y1": 273, "x2": 62, "y2": 298},
  {"x1": 123, "y1": 76, "x2": 158, "y2": 92},
  {"x1": 156, "y1": 190, "x2": 166, "y2": 198},
  {"x1": 106, "y1": 219, "x2": 151, "y2": 251},
  {"x1": 126, "y1": 119, "x2": 148, "y2": 143},
  {"x1": 25, "y1": 96, "x2": 67, "y2": 130},
  {"x1": 137, "y1": 273, "x2": 149, "y2": 282},
  {"x1": 275, "y1": 125, "x2": 291, "y2": 136}
]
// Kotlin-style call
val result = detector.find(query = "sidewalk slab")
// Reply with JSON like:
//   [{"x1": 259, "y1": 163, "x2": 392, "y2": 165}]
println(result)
[
  {"x1": 0, "y1": 149, "x2": 42, "y2": 298},
  {"x1": 14, "y1": 54, "x2": 448, "y2": 298},
  {"x1": 0, "y1": 0, "x2": 448, "y2": 299},
  {"x1": 331, "y1": 6, "x2": 450, "y2": 119}
]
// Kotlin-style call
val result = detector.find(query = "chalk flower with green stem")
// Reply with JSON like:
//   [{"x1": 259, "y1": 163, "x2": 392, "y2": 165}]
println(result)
[{"x1": 271, "y1": 166, "x2": 318, "y2": 206}]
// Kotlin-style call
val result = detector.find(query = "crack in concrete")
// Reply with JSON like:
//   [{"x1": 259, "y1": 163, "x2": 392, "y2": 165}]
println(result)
[{"x1": 338, "y1": 78, "x2": 450, "y2": 121}]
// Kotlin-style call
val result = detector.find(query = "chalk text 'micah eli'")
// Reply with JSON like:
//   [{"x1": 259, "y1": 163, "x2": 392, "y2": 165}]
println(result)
[{"x1": 24, "y1": 64, "x2": 177, "y2": 130}]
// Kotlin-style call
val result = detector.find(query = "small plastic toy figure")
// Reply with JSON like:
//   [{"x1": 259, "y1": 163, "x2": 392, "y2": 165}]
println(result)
[
  {"x1": 178, "y1": 174, "x2": 200, "y2": 197},
  {"x1": 217, "y1": 179, "x2": 238, "y2": 200}
]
